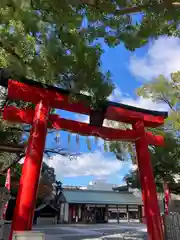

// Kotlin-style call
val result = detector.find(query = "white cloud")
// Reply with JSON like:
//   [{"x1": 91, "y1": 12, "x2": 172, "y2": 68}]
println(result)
[
  {"x1": 75, "y1": 114, "x2": 89, "y2": 123},
  {"x1": 131, "y1": 164, "x2": 138, "y2": 171},
  {"x1": 129, "y1": 37, "x2": 180, "y2": 81},
  {"x1": 108, "y1": 86, "x2": 168, "y2": 112},
  {"x1": 46, "y1": 151, "x2": 133, "y2": 180},
  {"x1": 121, "y1": 96, "x2": 168, "y2": 111},
  {"x1": 76, "y1": 83, "x2": 168, "y2": 126},
  {"x1": 108, "y1": 85, "x2": 122, "y2": 102},
  {"x1": 75, "y1": 87, "x2": 168, "y2": 127}
]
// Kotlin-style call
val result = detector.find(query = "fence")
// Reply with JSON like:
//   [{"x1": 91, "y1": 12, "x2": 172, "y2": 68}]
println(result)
[{"x1": 164, "y1": 213, "x2": 180, "y2": 240}]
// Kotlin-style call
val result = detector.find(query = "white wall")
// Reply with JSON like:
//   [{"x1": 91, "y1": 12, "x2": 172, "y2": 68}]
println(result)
[
  {"x1": 84, "y1": 180, "x2": 118, "y2": 191},
  {"x1": 64, "y1": 203, "x2": 69, "y2": 223}
]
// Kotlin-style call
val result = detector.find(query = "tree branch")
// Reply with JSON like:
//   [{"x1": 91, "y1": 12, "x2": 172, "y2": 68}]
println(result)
[
  {"x1": 44, "y1": 148, "x2": 80, "y2": 158},
  {"x1": 0, "y1": 152, "x2": 25, "y2": 174},
  {"x1": 8, "y1": 126, "x2": 57, "y2": 134},
  {"x1": 0, "y1": 41, "x2": 25, "y2": 64},
  {"x1": 0, "y1": 41, "x2": 30, "y2": 74},
  {"x1": 0, "y1": 143, "x2": 24, "y2": 153},
  {"x1": 0, "y1": 144, "x2": 80, "y2": 174},
  {"x1": 78, "y1": 1, "x2": 180, "y2": 15},
  {"x1": 159, "y1": 96, "x2": 175, "y2": 111},
  {"x1": 44, "y1": 148, "x2": 68, "y2": 156}
]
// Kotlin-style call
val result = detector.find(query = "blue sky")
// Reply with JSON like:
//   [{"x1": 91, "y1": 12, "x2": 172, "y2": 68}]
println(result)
[{"x1": 45, "y1": 36, "x2": 180, "y2": 186}]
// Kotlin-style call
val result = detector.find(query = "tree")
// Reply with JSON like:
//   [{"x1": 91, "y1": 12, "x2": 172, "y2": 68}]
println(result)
[
  {"x1": 1, "y1": 1, "x2": 180, "y2": 95},
  {"x1": 0, "y1": 2, "x2": 114, "y2": 101},
  {"x1": 77, "y1": 0, "x2": 180, "y2": 50},
  {"x1": 109, "y1": 71, "x2": 180, "y2": 159},
  {"x1": 0, "y1": 129, "x2": 80, "y2": 174},
  {"x1": 124, "y1": 168, "x2": 140, "y2": 189},
  {"x1": 137, "y1": 72, "x2": 180, "y2": 133},
  {"x1": 53, "y1": 181, "x2": 63, "y2": 206},
  {"x1": 108, "y1": 71, "x2": 180, "y2": 193},
  {"x1": 0, "y1": 0, "x2": 114, "y2": 171},
  {"x1": 151, "y1": 133, "x2": 180, "y2": 190},
  {"x1": 124, "y1": 132, "x2": 180, "y2": 194},
  {"x1": 0, "y1": 161, "x2": 57, "y2": 203},
  {"x1": 128, "y1": 71, "x2": 180, "y2": 193},
  {"x1": 41, "y1": 162, "x2": 56, "y2": 184},
  {"x1": 0, "y1": 119, "x2": 22, "y2": 173},
  {"x1": 0, "y1": 0, "x2": 180, "y2": 172},
  {"x1": 38, "y1": 162, "x2": 57, "y2": 202}
]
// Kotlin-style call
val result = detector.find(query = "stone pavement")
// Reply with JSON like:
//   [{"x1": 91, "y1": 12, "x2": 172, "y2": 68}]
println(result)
[{"x1": 33, "y1": 223, "x2": 148, "y2": 240}]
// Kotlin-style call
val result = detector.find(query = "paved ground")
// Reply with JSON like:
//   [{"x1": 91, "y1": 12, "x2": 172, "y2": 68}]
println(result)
[{"x1": 33, "y1": 223, "x2": 148, "y2": 240}]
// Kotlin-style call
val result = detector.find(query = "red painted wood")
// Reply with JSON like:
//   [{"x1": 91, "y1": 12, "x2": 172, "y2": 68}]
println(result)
[
  {"x1": 106, "y1": 107, "x2": 165, "y2": 128},
  {"x1": 3, "y1": 106, "x2": 34, "y2": 123},
  {"x1": 133, "y1": 121, "x2": 164, "y2": 240},
  {"x1": 5, "y1": 79, "x2": 166, "y2": 240},
  {"x1": 145, "y1": 132, "x2": 164, "y2": 146},
  {"x1": 3, "y1": 106, "x2": 164, "y2": 145},
  {"x1": 8, "y1": 80, "x2": 165, "y2": 127},
  {"x1": 8, "y1": 80, "x2": 90, "y2": 114},
  {"x1": 50, "y1": 115, "x2": 137, "y2": 141},
  {"x1": 9, "y1": 101, "x2": 50, "y2": 240}
]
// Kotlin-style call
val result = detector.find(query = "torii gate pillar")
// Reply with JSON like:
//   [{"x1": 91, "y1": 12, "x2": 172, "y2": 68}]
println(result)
[
  {"x1": 133, "y1": 121, "x2": 164, "y2": 240},
  {"x1": 9, "y1": 101, "x2": 50, "y2": 239}
]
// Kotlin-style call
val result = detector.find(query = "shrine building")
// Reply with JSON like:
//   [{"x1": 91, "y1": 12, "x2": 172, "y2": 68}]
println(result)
[{"x1": 59, "y1": 188, "x2": 143, "y2": 224}]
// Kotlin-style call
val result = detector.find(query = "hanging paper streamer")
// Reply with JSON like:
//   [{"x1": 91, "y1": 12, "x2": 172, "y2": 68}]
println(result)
[
  {"x1": 68, "y1": 133, "x2": 71, "y2": 145},
  {"x1": 86, "y1": 137, "x2": 91, "y2": 151},
  {"x1": 94, "y1": 136, "x2": 98, "y2": 146},
  {"x1": 103, "y1": 141, "x2": 109, "y2": 152},
  {"x1": 76, "y1": 135, "x2": 80, "y2": 147},
  {"x1": 55, "y1": 132, "x2": 60, "y2": 144}
]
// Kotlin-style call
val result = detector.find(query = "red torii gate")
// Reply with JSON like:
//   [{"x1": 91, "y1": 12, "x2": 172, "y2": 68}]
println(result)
[{"x1": 1, "y1": 77, "x2": 167, "y2": 240}]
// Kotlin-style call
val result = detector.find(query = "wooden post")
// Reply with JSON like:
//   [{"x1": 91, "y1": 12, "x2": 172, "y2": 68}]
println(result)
[
  {"x1": 9, "y1": 101, "x2": 49, "y2": 240},
  {"x1": 138, "y1": 205, "x2": 143, "y2": 223},
  {"x1": 133, "y1": 121, "x2": 164, "y2": 240},
  {"x1": 126, "y1": 205, "x2": 129, "y2": 223},
  {"x1": 117, "y1": 205, "x2": 119, "y2": 224}
]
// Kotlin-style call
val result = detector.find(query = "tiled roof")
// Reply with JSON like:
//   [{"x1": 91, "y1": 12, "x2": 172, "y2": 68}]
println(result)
[
  {"x1": 62, "y1": 189, "x2": 142, "y2": 205},
  {"x1": 35, "y1": 204, "x2": 58, "y2": 212}
]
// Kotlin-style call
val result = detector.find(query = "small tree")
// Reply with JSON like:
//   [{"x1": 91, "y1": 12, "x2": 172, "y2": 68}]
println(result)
[
  {"x1": 137, "y1": 72, "x2": 180, "y2": 133},
  {"x1": 125, "y1": 132, "x2": 180, "y2": 194}
]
